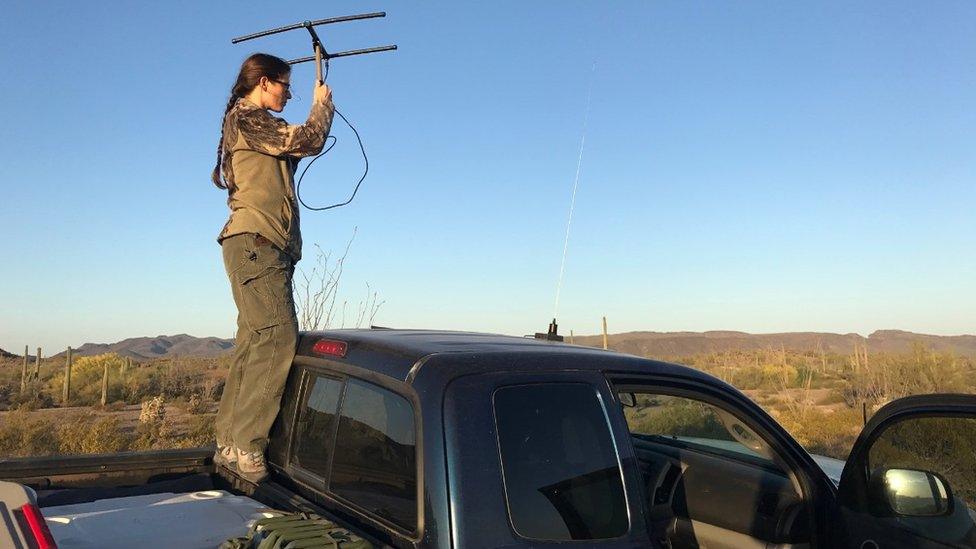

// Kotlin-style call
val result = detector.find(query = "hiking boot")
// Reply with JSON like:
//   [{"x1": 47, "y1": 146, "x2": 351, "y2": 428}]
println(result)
[
  {"x1": 213, "y1": 445, "x2": 238, "y2": 469},
  {"x1": 237, "y1": 449, "x2": 268, "y2": 483}
]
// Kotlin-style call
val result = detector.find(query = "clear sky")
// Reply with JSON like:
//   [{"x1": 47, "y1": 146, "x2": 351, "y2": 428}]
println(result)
[{"x1": 1, "y1": 1, "x2": 973, "y2": 353}]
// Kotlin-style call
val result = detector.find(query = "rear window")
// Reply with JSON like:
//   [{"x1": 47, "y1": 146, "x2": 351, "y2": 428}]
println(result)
[
  {"x1": 291, "y1": 375, "x2": 343, "y2": 477},
  {"x1": 493, "y1": 383, "x2": 629, "y2": 541},
  {"x1": 330, "y1": 379, "x2": 417, "y2": 531}
]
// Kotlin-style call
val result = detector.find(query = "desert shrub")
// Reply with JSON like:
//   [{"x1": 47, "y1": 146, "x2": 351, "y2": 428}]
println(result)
[
  {"x1": 0, "y1": 383, "x2": 12, "y2": 410},
  {"x1": 97, "y1": 401, "x2": 127, "y2": 412},
  {"x1": 58, "y1": 413, "x2": 132, "y2": 454},
  {"x1": 132, "y1": 417, "x2": 177, "y2": 450},
  {"x1": 185, "y1": 393, "x2": 210, "y2": 415},
  {"x1": 13, "y1": 380, "x2": 55, "y2": 411},
  {"x1": 120, "y1": 366, "x2": 156, "y2": 403},
  {"x1": 773, "y1": 407, "x2": 862, "y2": 460},
  {"x1": 178, "y1": 415, "x2": 216, "y2": 448},
  {"x1": 156, "y1": 361, "x2": 200, "y2": 398},
  {"x1": 842, "y1": 344, "x2": 974, "y2": 407},
  {"x1": 626, "y1": 398, "x2": 730, "y2": 440},
  {"x1": 47, "y1": 353, "x2": 126, "y2": 406},
  {"x1": 209, "y1": 378, "x2": 225, "y2": 401},
  {"x1": 0, "y1": 410, "x2": 61, "y2": 456}
]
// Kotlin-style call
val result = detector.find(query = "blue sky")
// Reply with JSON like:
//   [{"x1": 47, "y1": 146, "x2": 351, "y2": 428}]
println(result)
[{"x1": 2, "y1": 1, "x2": 973, "y2": 353}]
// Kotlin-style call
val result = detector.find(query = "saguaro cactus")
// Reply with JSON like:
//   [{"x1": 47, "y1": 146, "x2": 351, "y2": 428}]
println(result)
[
  {"x1": 63, "y1": 347, "x2": 72, "y2": 405},
  {"x1": 34, "y1": 347, "x2": 41, "y2": 378},
  {"x1": 21, "y1": 345, "x2": 28, "y2": 391},
  {"x1": 101, "y1": 361, "x2": 110, "y2": 406}
]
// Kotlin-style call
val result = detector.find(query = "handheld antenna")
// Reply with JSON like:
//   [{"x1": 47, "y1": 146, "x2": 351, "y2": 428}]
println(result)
[
  {"x1": 231, "y1": 13, "x2": 397, "y2": 211},
  {"x1": 231, "y1": 12, "x2": 397, "y2": 82}
]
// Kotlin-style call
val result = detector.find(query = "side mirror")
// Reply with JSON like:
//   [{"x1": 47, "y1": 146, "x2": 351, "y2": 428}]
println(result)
[
  {"x1": 876, "y1": 468, "x2": 953, "y2": 517},
  {"x1": 618, "y1": 393, "x2": 637, "y2": 408}
]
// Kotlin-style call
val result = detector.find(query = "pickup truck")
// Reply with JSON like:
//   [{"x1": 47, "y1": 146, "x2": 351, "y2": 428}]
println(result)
[{"x1": 1, "y1": 328, "x2": 974, "y2": 548}]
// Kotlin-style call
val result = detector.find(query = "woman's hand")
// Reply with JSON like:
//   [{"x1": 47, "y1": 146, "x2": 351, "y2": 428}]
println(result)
[{"x1": 314, "y1": 82, "x2": 332, "y2": 105}]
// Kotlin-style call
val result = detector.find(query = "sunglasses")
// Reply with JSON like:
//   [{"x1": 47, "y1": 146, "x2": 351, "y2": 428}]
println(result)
[{"x1": 270, "y1": 79, "x2": 291, "y2": 92}]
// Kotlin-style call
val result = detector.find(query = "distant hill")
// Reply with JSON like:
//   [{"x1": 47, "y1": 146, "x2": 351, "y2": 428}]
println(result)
[
  {"x1": 50, "y1": 334, "x2": 234, "y2": 361},
  {"x1": 572, "y1": 329, "x2": 976, "y2": 359},
  {"x1": 5, "y1": 329, "x2": 973, "y2": 363}
]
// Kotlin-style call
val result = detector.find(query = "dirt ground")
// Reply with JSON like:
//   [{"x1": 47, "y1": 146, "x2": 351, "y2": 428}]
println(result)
[{"x1": 0, "y1": 402, "x2": 217, "y2": 437}]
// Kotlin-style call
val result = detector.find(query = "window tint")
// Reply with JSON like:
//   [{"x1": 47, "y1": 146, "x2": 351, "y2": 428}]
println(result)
[
  {"x1": 494, "y1": 383, "x2": 628, "y2": 540},
  {"x1": 622, "y1": 393, "x2": 774, "y2": 464},
  {"x1": 331, "y1": 379, "x2": 417, "y2": 531},
  {"x1": 292, "y1": 375, "x2": 343, "y2": 477}
]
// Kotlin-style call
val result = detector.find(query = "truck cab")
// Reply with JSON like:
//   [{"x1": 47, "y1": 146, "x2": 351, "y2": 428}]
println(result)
[{"x1": 267, "y1": 329, "x2": 976, "y2": 548}]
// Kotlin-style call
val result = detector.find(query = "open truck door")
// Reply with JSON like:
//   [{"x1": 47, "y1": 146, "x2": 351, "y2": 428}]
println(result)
[{"x1": 835, "y1": 394, "x2": 976, "y2": 548}]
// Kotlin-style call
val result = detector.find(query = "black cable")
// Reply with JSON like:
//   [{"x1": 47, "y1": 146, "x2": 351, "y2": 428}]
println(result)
[
  {"x1": 296, "y1": 59, "x2": 370, "y2": 212},
  {"x1": 296, "y1": 107, "x2": 368, "y2": 211}
]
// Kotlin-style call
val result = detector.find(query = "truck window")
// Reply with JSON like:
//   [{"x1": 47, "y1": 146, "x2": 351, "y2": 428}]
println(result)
[
  {"x1": 622, "y1": 394, "x2": 774, "y2": 465},
  {"x1": 291, "y1": 375, "x2": 344, "y2": 478},
  {"x1": 618, "y1": 390, "x2": 807, "y2": 547},
  {"x1": 493, "y1": 383, "x2": 628, "y2": 541},
  {"x1": 330, "y1": 379, "x2": 417, "y2": 532}
]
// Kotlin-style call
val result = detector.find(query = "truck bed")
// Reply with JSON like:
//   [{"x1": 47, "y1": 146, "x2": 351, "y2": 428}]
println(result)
[
  {"x1": 44, "y1": 489, "x2": 269, "y2": 549},
  {"x1": 0, "y1": 448, "x2": 383, "y2": 549}
]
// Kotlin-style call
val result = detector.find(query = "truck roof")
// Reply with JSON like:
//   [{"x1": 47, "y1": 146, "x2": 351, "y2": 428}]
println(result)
[{"x1": 296, "y1": 328, "x2": 718, "y2": 386}]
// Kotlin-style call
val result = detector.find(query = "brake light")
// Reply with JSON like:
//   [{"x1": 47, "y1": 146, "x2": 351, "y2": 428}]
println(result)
[
  {"x1": 19, "y1": 503, "x2": 57, "y2": 549},
  {"x1": 312, "y1": 339, "x2": 347, "y2": 358}
]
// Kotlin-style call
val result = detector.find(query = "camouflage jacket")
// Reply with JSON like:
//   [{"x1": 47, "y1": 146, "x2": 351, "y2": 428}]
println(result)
[{"x1": 217, "y1": 96, "x2": 334, "y2": 262}]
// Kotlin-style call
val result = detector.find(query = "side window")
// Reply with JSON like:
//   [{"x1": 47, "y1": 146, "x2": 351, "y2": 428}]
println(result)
[
  {"x1": 619, "y1": 391, "x2": 807, "y2": 547},
  {"x1": 622, "y1": 394, "x2": 773, "y2": 464},
  {"x1": 292, "y1": 375, "x2": 343, "y2": 477},
  {"x1": 493, "y1": 383, "x2": 629, "y2": 541},
  {"x1": 330, "y1": 379, "x2": 417, "y2": 532}
]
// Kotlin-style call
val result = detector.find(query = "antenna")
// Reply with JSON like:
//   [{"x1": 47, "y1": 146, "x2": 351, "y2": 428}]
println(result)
[
  {"x1": 231, "y1": 12, "x2": 397, "y2": 83},
  {"x1": 535, "y1": 62, "x2": 596, "y2": 343},
  {"x1": 231, "y1": 13, "x2": 397, "y2": 212}
]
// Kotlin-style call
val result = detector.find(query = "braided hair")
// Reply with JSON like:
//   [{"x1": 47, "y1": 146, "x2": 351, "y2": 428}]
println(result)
[{"x1": 212, "y1": 53, "x2": 291, "y2": 190}]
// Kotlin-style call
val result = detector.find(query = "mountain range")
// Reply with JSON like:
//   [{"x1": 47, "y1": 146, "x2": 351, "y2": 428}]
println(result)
[
  {"x1": 571, "y1": 329, "x2": 976, "y2": 358},
  {"x1": 1, "y1": 329, "x2": 974, "y2": 362},
  {"x1": 1, "y1": 334, "x2": 234, "y2": 362}
]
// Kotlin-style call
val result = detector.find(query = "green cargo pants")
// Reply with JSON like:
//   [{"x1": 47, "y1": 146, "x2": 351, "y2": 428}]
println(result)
[{"x1": 216, "y1": 233, "x2": 298, "y2": 453}]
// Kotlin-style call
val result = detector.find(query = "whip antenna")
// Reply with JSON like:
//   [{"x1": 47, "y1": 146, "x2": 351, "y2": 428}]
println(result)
[{"x1": 552, "y1": 63, "x2": 596, "y2": 319}]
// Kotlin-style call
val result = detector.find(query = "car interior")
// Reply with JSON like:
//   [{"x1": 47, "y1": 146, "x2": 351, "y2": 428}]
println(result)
[{"x1": 619, "y1": 393, "x2": 811, "y2": 549}]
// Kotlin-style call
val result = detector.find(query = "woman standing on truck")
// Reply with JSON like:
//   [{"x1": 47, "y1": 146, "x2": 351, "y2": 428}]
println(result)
[{"x1": 211, "y1": 53, "x2": 334, "y2": 482}]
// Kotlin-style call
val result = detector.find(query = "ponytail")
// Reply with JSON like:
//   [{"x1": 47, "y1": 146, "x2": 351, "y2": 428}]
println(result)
[{"x1": 211, "y1": 94, "x2": 239, "y2": 190}]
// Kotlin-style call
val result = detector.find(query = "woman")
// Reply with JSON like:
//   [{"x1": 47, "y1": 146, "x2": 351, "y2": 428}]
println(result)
[{"x1": 211, "y1": 53, "x2": 333, "y2": 481}]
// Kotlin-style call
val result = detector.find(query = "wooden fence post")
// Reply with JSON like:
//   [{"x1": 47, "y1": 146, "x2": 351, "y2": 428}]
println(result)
[
  {"x1": 34, "y1": 347, "x2": 42, "y2": 378},
  {"x1": 101, "y1": 362, "x2": 109, "y2": 406},
  {"x1": 63, "y1": 347, "x2": 72, "y2": 405},
  {"x1": 602, "y1": 316, "x2": 609, "y2": 350},
  {"x1": 21, "y1": 345, "x2": 28, "y2": 391}
]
